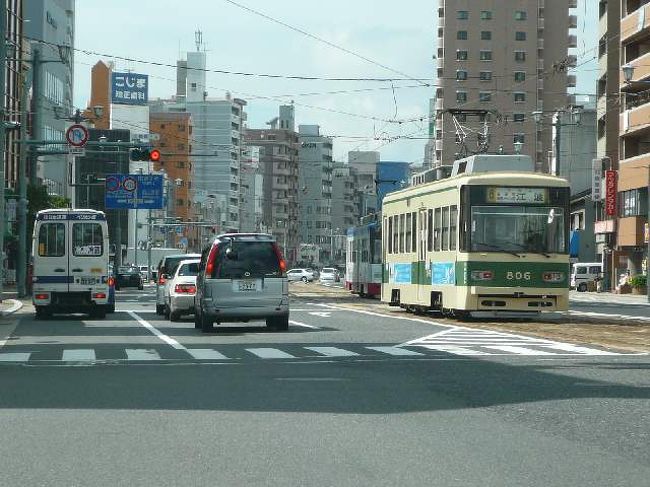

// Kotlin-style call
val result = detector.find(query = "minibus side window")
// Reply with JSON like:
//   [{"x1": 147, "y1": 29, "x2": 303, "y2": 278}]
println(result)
[
  {"x1": 38, "y1": 223, "x2": 66, "y2": 257},
  {"x1": 72, "y1": 223, "x2": 104, "y2": 257}
]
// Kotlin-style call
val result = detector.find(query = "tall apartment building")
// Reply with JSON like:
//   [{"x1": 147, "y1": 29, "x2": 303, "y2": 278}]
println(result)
[
  {"x1": 298, "y1": 125, "x2": 333, "y2": 259},
  {"x1": 240, "y1": 145, "x2": 263, "y2": 233},
  {"x1": 348, "y1": 150, "x2": 379, "y2": 216},
  {"x1": 331, "y1": 162, "x2": 358, "y2": 262},
  {"x1": 434, "y1": 1, "x2": 577, "y2": 171},
  {"x1": 615, "y1": 0, "x2": 650, "y2": 279},
  {"x1": 245, "y1": 106, "x2": 300, "y2": 263},
  {"x1": 24, "y1": 0, "x2": 75, "y2": 197}
]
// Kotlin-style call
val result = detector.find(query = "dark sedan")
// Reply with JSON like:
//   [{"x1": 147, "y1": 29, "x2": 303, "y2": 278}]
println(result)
[{"x1": 115, "y1": 267, "x2": 144, "y2": 290}]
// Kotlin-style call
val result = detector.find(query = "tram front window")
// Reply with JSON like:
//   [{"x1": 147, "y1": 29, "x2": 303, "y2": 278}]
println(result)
[{"x1": 470, "y1": 206, "x2": 566, "y2": 254}]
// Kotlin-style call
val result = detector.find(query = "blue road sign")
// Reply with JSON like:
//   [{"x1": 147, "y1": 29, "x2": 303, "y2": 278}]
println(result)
[{"x1": 105, "y1": 174, "x2": 164, "y2": 209}]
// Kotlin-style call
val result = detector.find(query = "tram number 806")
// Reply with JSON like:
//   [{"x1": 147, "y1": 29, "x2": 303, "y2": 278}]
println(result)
[{"x1": 506, "y1": 271, "x2": 531, "y2": 281}]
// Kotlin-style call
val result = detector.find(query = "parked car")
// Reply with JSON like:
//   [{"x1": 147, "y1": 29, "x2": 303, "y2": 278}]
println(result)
[
  {"x1": 164, "y1": 259, "x2": 200, "y2": 321},
  {"x1": 138, "y1": 265, "x2": 150, "y2": 281},
  {"x1": 570, "y1": 262, "x2": 603, "y2": 292},
  {"x1": 319, "y1": 267, "x2": 340, "y2": 283},
  {"x1": 115, "y1": 266, "x2": 144, "y2": 290},
  {"x1": 155, "y1": 253, "x2": 201, "y2": 315},
  {"x1": 287, "y1": 268, "x2": 315, "y2": 283},
  {"x1": 194, "y1": 233, "x2": 289, "y2": 332}
]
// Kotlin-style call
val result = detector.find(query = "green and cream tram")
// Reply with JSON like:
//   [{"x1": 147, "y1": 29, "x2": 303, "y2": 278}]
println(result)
[{"x1": 381, "y1": 155, "x2": 570, "y2": 317}]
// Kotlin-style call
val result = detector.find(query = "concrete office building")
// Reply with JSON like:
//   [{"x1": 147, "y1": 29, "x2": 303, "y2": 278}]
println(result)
[
  {"x1": 245, "y1": 105, "x2": 300, "y2": 263},
  {"x1": 240, "y1": 145, "x2": 263, "y2": 233},
  {"x1": 348, "y1": 150, "x2": 379, "y2": 216},
  {"x1": 433, "y1": 1, "x2": 577, "y2": 170},
  {"x1": 331, "y1": 162, "x2": 358, "y2": 264},
  {"x1": 24, "y1": 0, "x2": 75, "y2": 197},
  {"x1": 613, "y1": 1, "x2": 650, "y2": 280},
  {"x1": 593, "y1": 0, "x2": 621, "y2": 289},
  {"x1": 298, "y1": 125, "x2": 333, "y2": 259}
]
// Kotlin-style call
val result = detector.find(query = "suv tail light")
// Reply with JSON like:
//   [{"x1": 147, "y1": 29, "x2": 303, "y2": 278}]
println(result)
[
  {"x1": 175, "y1": 284, "x2": 196, "y2": 294},
  {"x1": 205, "y1": 243, "x2": 219, "y2": 277},
  {"x1": 272, "y1": 243, "x2": 287, "y2": 274},
  {"x1": 471, "y1": 270, "x2": 494, "y2": 281}
]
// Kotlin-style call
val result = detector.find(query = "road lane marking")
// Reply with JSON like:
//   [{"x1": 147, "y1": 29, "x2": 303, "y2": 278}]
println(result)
[
  {"x1": 246, "y1": 348, "x2": 295, "y2": 359},
  {"x1": 542, "y1": 343, "x2": 618, "y2": 355},
  {"x1": 305, "y1": 346, "x2": 359, "y2": 357},
  {"x1": 419, "y1": 345, "x2": 489, "y2": 355},
  {"x1": 367, "y1": 346, "x2": 425, "y2": 356},
  {"x1": 0, "y1": 352, "x2": 31, "y2": 362},
  {"x1": 485, "y1": 345, "x2": 556, "y2": 355},
  {"x1": 186, "y1": 349, "x2": 230, "y2": 360},
  {"x1": 62, "y1": 349, "x2": 96, "y2": 362},
  {"x1": 289, "y1": 320, "x2": 320, "y2": 329},
  {"x1": 125, "y1": 349, "x2": 161, "y2": 361},
  {"x1": 308, "y1": 311, "x2": 331, "y2": 318},
  {"x1": 127, "y1": 311, "x2": 186, "y2": 351}
]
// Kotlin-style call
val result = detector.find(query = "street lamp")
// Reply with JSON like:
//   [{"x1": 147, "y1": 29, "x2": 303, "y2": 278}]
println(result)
[{"x1": 532, "y1": 106, "x2": 582, "y2": 177}]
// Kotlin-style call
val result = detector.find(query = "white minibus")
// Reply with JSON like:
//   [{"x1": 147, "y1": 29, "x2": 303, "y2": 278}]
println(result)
[{"x1": 31, "y1": 209, "x2": 110, "y2": 319}]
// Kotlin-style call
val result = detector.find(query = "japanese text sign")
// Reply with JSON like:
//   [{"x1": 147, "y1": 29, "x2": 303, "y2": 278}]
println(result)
[
  {"x1": 111, "y1": 72, "x2": 148, "y2": 106},
  {"x1": 605, "y1": 170, "x2": 617, "y2": 216},
  {"x1": 104, "y1": 174, "x2": 163, "y2": 209}
]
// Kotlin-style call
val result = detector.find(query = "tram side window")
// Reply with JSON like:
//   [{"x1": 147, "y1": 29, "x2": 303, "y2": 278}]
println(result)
[
  {"x1": 450, "y1": 205, "x2": 458, "y2": 250},
  {"x1": 399, "y1": 214, "x2": 405, "y2": 253},
  {"x1": 442, "y1": 207, "x2": 450, "y2": 251},
  {"x1": 38, "y1": 223, "x2": 65, "y2": 257},
  {"x1": 361, "y1": 238, "x2": 369, "y2": 262},
  {"x1": 411, "y1": 212, "x2": 417, "y2": 252},
  {"x1": 405, "y1": 213, "x2": 412, "y2": 253},
  {"x1": 388, "y1": 216, "x2": 393, "y2": 254},
  {"x1": 393, "y1": 215, "x2": 399, "y2": 254},
  {"x1": 427, "y1": 209, "x2": 433, "y2": 251},
  {"x1": 434, "y1": 208, "x2": 442, "y2": 251}
]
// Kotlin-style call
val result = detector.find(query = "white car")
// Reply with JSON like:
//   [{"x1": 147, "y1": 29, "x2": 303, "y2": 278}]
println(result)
[
  {"x1": 287, "y1": 268, "x2": 315, "y2": 283},
  {"x1": 164, "y1": 259, "x2": 200, "y2": 321},
  {"x1": 319, "y1": 267, "x2": 340, "y2": 283}
]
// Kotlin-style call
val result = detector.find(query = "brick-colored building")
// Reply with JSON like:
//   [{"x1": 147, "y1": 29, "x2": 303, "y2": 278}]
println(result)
[{"x1": 149, "y1": 112, "x2": 193, "y2": 247}]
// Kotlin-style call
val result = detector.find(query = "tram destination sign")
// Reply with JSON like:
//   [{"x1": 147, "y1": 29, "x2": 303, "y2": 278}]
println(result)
[{"x1": 486, "y1": 187, "x2": 547, "y2": 204}]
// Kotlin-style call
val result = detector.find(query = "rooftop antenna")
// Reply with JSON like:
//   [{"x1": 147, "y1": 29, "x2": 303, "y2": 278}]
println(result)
[{"x1": 195, "y1": 30, "x2": 203, "y2": 52}]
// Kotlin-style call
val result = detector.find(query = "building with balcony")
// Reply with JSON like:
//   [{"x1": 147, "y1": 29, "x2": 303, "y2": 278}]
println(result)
[
  {"x1": 244, "y1": 105, "x2": 300, "y2": 263},
  {"x1": 616, "y1": 0, "x2": 650, "y2": 279},
  {"x1": 298, "y1": 125, "x2": 333, "y2": 261},
  {"x1": 240, "y1": 145, "x2": 263, "y2": 233},
  {"x1": 433, "y1": 0, "x2": 577, "y2": 170}
]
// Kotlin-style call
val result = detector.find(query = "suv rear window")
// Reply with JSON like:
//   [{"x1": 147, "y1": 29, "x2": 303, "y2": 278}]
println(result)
[{"x1": 213, "y1": 240, "x2": 281, "y2": 279}]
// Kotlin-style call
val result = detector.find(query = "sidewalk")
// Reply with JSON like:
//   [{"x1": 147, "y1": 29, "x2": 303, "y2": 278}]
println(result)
[
  {"x1": 0, "y1": 286, "x2": 26, "y2": 317},
  {"x1": 569, "y1": 290, "x2": 650, "y2": 305}
]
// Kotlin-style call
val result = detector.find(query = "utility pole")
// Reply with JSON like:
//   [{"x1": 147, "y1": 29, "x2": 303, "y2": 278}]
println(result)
[
  {"x1": 16, "y1": 67, "x2": 30, "y2": 297},
  {"x1": 0, "y1": 4, "x2": 8, "y2": 301},
  {"x1": 29, "y1": 48, "x2": 41, "y2": 185}
]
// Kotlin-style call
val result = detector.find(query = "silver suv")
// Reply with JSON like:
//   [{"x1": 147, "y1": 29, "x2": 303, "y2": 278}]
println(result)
[{"x1": 194, "y1": 233, "x2": 289, "y2": 332}]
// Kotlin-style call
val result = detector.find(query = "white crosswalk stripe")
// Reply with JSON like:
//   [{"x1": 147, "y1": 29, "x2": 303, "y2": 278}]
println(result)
[
  {"x1": 62, "y1": 349, "x2": 96, "y2": 361},
  {"x1": 0, "y1": 352, "x2": 31, "y2": 362},
  {"x1": 402, "y1": 327, "x2": 627, "y2": 356},
  {"x1": 305, "y1": 346, "x2": 359, "y2": 357},
  {"x1": 125, "y1": 349, "x2": 161, "y2": 361},
  {"x1": 246, "y1": 348, "x2": 296, "y2": 359},
  {"x1": 186, "y1": 349, "x2": 230, "y2": 360},
  {"x1": 366, "y1": 346, "x2": 424, "y2": 356}
]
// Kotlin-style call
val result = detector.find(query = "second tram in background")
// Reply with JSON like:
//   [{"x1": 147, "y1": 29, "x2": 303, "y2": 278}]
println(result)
[{"x1": 345, "y1": 214, "x2": 382, "y2": 298}]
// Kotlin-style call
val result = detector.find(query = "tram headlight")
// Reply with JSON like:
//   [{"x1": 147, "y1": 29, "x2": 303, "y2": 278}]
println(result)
[
  {"x1": 471, "y1": 270, "x2": 493, "y2": 281},
  {"x1": 542, "y1": 272, "x2": 564, "y2": 282}
]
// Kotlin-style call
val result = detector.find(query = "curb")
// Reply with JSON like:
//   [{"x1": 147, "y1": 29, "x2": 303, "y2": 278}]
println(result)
[{"x1": 0, "y1": 299, "x2": 24, "y2": 317}]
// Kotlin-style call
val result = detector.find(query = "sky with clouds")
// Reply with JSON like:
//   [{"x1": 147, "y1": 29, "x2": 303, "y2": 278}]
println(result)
[{"x1": 74, "y1": 0, "x2": 599, "y2": 165}]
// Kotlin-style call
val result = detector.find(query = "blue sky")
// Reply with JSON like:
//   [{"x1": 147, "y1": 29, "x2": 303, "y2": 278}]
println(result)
[{"x1": 74, "y1": 0, "x2": 599, "y2": 165}]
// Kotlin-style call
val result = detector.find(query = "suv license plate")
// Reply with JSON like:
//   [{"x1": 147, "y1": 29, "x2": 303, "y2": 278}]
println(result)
[{"x1": 236, "y1": 280, "x2": 258, "y2": 292}]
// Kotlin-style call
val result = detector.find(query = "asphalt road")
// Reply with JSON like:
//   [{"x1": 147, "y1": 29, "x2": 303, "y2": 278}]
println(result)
[{"x1": 0, "y1": 284, "x2": 648, "y2": 486}]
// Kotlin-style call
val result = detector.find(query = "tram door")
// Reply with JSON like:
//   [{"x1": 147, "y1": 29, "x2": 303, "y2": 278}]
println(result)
[{"x1": 417, "y1": 209, "x2": 429, "y2": 303}]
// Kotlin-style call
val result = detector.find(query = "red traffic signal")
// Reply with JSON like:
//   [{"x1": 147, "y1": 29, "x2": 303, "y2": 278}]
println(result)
[{"x1": 130, "y1": 148, "x2": 162, "y2": 162}]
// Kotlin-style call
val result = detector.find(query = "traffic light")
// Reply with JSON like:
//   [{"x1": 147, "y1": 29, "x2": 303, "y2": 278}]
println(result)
[{"x1": 130, "y1": 148, "x2": 161, "y2": 162}]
